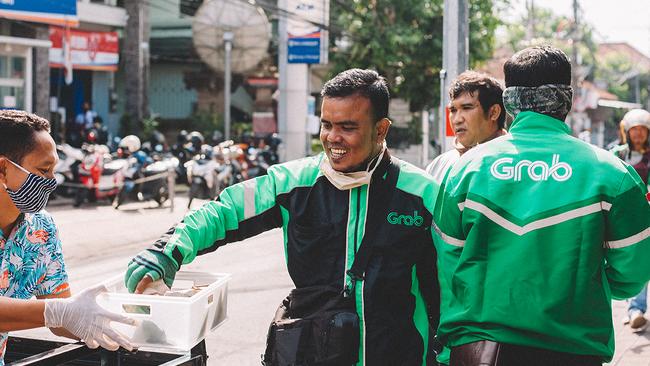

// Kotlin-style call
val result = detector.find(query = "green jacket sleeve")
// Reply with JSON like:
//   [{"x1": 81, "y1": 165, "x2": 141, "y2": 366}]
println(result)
[
  {"x1": 125, "y1": 157, "x2": 323, "y2": 292},
  {"x1": 433, "y1": 164, "x2": 467, "y2": 248},
  {"x1": 604, "y1": 165, "x2": 650, "y2": 300},
  {"x1": 157, "y1": 169, "x2": 284, "y2": 267}
]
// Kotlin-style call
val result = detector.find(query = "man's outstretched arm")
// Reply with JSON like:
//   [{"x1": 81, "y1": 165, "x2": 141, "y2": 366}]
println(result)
[{"x1": 125, "y1": 167, "x2": 288, "y2": 293}]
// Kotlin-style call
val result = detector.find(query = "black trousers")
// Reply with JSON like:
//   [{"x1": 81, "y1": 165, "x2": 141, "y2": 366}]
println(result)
[{"x1": 450, "y1": 340, "x2": 602, "y2": 366}]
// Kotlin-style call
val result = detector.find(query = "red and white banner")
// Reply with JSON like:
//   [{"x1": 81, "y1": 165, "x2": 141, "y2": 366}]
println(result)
[{"x1": 49, "y1": 26, "x2": 119, "y2": 71}]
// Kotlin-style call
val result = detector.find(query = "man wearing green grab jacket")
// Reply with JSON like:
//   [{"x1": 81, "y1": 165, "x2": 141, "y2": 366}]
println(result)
[
  {"x1": 124, "y1": 69, "x2": 442, "y2": 365},
  {"x1": 434, "y1": 46, "x2": 650, "y2": 365}
]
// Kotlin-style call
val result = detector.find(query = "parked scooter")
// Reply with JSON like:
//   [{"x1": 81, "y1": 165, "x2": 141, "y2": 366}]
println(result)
[
  {"x1": 171, "y1": 130, "x2": 194, "y2": 185},
  {"x1": 52, "y1": 144, "x2": 84, "y2": 199},
  {"x1": 245, "y1": 147, "x2": 270, "y2": 178},
  {"x1": 186, "y1": 145, "x2": 221, "y2": 209},
  {"x1": 114, "y1": 151, "x2": 178, "y2": 209},
  {"x1": 73, "y1": 144, "x2": 128, "y2": 207}
]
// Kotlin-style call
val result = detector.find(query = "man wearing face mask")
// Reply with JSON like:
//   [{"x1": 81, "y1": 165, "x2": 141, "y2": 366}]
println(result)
[
  {"x1": 434, "y1": 46, "x2": 650, "y2": 365},
  {"x1": 124, "y1": 69, "x2": 442, "y2": 365},
  {"x1": 425, "y1": 71, "x2": 506, "y2": 183},
  {"x1": 0, "y1": 110, "x2": 134, "y2": 363}
]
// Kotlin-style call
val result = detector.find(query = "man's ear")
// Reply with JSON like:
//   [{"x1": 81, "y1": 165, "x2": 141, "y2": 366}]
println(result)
[
  {"x1": 0, "y1": 157, "x2": 7, "y2": 184},
  {"x1": 376, "y1": 118, "x2": 392, "y2": 143},
  {"x1": 488, "y1": 104, "x2": 502, "y2": 124}
]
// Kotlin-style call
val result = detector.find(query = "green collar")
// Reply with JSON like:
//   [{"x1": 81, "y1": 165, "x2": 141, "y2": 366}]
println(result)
[{"x1": 508, "y1": 111, "x2": 571, "y2": 135}]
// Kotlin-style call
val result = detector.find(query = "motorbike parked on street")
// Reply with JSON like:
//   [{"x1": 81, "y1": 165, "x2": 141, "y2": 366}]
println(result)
[
  {"x1": 186, "y1": 145, "x2": 222, "y2": 209},
  {"x1": 114, "y1": 151, "x2": 178, "y2": 209},
  {"x1": 73, "y1": 145, "x2": 128, "y2": 207},
  {"x1": 52, "y1": 144, "x2": 84, "y2": 199}
]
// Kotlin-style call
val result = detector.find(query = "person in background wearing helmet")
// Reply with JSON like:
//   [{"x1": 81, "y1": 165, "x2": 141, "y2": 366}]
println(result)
[
  {"x1": 117, "y1": 135, "x2": 142, "y2": 158},
  {"x1": 89, "y1": 116, "x2": 109, "y2": 146},
  {"x1": 0, "y1": 110, "x2": 134, "y2": 363},
  {"x1": 173, "y1": 130, "x2": 189, "y2": 154},
  {"x1": 188, "y1": 131, "x2": 204, "y2": 154},
  {"x1": 611, "y1": 108, "x2": 650, "y2": 332},
  {"x1": 172, "y1": 130, "x2": 191, "y2": 184}
]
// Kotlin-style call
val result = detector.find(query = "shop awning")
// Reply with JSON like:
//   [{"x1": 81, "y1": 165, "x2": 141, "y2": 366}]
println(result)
[{"x1": 597, "y1": 100, "x2": 643, "y2": 110}]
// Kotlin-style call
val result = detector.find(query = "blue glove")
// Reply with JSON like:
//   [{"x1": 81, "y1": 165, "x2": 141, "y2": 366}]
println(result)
[{"x1": 124, "y1": 249, "x2": 178, "y2": 293}]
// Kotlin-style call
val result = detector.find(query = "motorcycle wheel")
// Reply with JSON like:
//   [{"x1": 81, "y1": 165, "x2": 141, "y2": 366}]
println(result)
[
  {"x1": 88, "y1": 190, "x2": 97, "y2": 203},
  {"x1": 73, "y1": 188, "x2": 86, "y2": 207},
  {"x1": 188, "y1": 182, "x2": 202, "y2": 209},
  {"x1": 155, "y1": 186, "x2": 168, "y2": 206}
]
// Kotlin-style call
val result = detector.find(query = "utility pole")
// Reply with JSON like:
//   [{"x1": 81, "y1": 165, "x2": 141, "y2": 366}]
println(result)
[
  {"x1": 440, "y1": 0, "x2": 469, "y2": 153},
  {"x1": 124, "y1": 0, "x2": 150, "y2": 135},
  {"x1": 33, "y1": 25, "x2": 50, "y2": 118},
  {"x1": 570, "y1": 0, "x2": 580, "y2": 134},
  {"x1": 223, "y1": 31, "x2": 233, "y2": 141},
  {"x1": 277, "y1": 0, "x2": 288, "y2": 162},
  {"x1": 278, "y1": 0, "x2": 311, "y2": 161}
]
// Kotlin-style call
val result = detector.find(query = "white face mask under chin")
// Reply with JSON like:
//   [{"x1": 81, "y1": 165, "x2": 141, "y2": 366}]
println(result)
[{"x1": 320, "y1": 143, "x2": 386, "y2": 190}]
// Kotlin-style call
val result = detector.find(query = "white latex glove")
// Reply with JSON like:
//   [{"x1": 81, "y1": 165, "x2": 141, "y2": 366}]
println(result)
[{"x1": 43, "y1": 283, "x2": 136, "y2": 351}]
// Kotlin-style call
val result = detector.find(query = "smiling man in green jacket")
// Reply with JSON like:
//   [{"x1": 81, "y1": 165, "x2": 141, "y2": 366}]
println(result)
[
  {"x1": 124, "y1": 69, "x2": 442, "y2": 365},
  {"x1": 434, "y1": 46, "x2": 650, "y2": 365}
]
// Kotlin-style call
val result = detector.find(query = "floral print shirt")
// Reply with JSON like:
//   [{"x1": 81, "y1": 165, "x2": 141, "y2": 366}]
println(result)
[{"x1": 0, "y1": 211, "x2": 69, "y2": 365}]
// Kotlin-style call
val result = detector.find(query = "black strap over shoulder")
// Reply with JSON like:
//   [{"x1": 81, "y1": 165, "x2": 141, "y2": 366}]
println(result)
[{"x1": 345, "y1": 156, "x2": 400, "y2": 296}]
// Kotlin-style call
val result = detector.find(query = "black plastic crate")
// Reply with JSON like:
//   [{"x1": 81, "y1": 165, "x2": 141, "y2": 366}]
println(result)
[{"x1": 5, "y1": 337, "x2": 208, "y2": 366}]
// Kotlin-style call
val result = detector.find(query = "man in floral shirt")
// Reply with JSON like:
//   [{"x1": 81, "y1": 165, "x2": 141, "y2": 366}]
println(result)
[
  {"x1": 0, "y1": 211, "x2": 70, "y2": 360},
  {"x1": 0, "y1": 110, "x2": 134, "y2": 364}
]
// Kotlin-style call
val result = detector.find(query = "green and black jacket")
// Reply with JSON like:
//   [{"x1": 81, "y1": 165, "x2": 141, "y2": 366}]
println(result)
[{"x1": 144, "y1": 151, "x2": 441, "y2": 366}]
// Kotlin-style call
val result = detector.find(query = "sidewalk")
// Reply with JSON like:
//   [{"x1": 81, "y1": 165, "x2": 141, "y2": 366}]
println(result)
[{"x1": 607, "y1": 300, "x2": 650, "y2": 365}]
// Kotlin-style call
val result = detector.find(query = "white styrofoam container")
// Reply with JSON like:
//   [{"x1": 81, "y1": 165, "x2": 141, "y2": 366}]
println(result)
[{"x1": 97, "y1": 271, "x2": 230, "y2": 352}]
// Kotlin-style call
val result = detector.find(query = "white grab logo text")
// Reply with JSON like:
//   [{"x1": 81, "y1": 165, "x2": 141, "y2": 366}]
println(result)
[{"x1": 490, "y1": 154, "x2": 572, "y2": 182}]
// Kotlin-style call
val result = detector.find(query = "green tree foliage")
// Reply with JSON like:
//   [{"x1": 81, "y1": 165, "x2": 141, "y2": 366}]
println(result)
[
  {"x1": 594, "y1": 54, "x2": 635, "y2": 101},
  {"x1": 499, "y1": 6, "x2": 597, "y2": 79},
  {"x1": 329, "y1": 0, "x2": 505, "y2": 112},
  {"x1": 594, "y1": 52, "x2": 648, "y2": 115}
]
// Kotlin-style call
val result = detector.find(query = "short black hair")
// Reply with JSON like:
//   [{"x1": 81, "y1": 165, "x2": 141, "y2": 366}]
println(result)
[
  {"x1": 450, "y1": 71, "x2": 506, "y2": 129},
  {"x1": 504, "y1": 46, "x2": 572, "y2": 87},
  {"x1": 321, "y1": 68, "x2": 389, "y2": 122},
  {"x1": 0, "y1": 110, "x2": 51, "y2": 164}
]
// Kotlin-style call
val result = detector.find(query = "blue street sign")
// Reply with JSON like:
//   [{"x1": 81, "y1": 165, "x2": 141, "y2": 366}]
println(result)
[
  {"x1": 0, "y1": 0, "x2": 77, "y2": 26},
  {"x1": 288, "y1": 37, "x2": 322, "y2": 64}
]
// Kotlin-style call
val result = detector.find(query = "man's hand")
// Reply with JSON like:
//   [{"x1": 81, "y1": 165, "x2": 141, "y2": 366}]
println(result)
[
  {"x1": 124, "y1": 249, "x2": 178, "y2": 293},
  {"x1": 44, "y1": 284, "x2": 135, "y2": 351},
  {"x1": 134, "y1": 275, "x2": 153, "y2": 294}
]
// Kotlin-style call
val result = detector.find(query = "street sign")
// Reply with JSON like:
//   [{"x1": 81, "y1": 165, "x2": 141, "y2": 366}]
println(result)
[
  {"x1": 287, "y1": 0, "x2": 329, "y2": 64},
  {"x1": 0, "y1": 0, "x2": 77, "y2": 27}
]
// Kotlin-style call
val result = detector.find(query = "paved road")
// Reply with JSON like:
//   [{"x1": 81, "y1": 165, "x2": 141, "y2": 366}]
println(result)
[
  {"x1": 11, "y1": 197, "x2": 650, "y2": 365},
  {"x1": 607, "y1": 300, "x2": 650, "y2": 366}
]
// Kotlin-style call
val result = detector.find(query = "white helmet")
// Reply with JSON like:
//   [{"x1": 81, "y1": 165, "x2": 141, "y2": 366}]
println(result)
[
  {"x1": 622, "y1": 109, "x2": 650, "y2": 133},
  {"x1": 119, "y1": 135, "x2": 141, "y2": 153}
]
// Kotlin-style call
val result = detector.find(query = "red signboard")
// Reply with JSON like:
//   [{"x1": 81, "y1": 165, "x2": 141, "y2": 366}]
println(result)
[
  {"x1": 445, "y1": 106, "x2": 454, "y2": 137},
  {"x1": 49, "y1": 26, "x2": 119, "y2": 71}
]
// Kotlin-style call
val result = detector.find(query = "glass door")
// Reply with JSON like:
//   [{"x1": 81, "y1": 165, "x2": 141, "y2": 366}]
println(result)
[{"x1": 0, "y1": 52, "x2": 27, "y2": 110}]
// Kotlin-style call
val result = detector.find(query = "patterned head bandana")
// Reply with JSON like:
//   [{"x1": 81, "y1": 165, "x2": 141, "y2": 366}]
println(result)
[{"x1": 502, "y1": 84, "x2": 573, "y2": 121}]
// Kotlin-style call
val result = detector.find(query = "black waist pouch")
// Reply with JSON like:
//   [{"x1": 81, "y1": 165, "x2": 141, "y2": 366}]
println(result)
[{"x1": 262, "y1": 285, "x2": 359, "y2": 366}]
